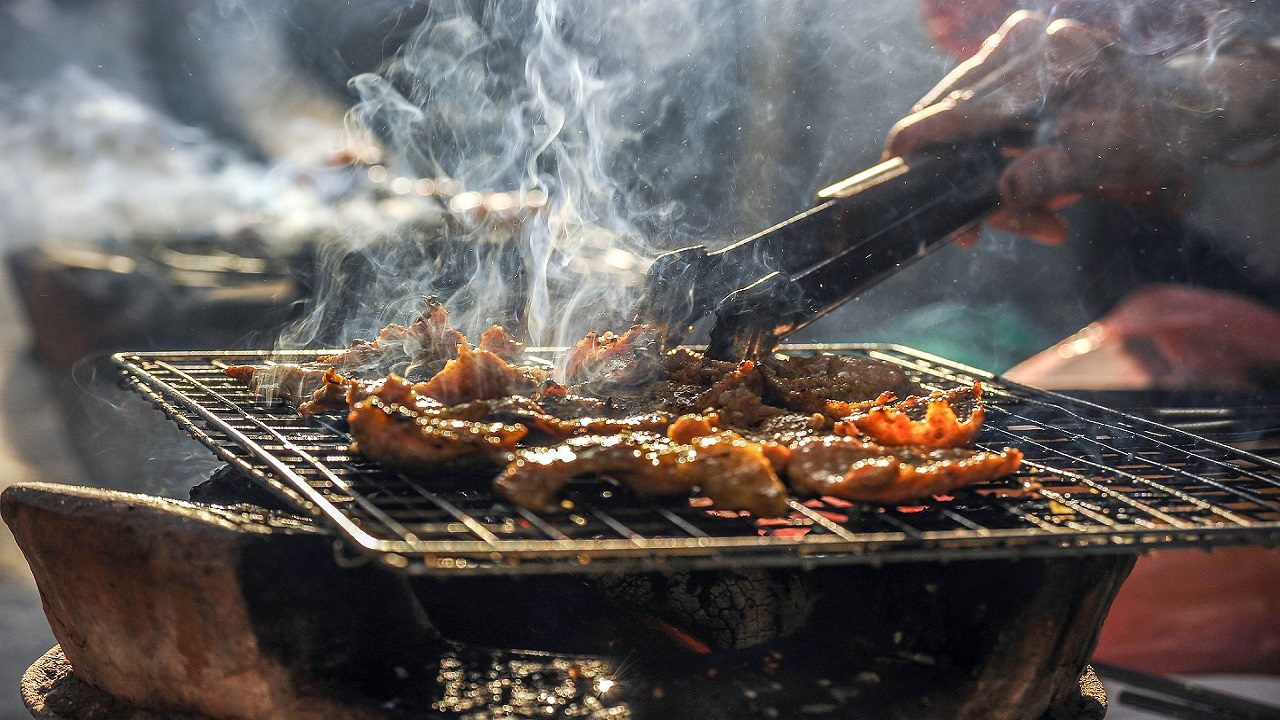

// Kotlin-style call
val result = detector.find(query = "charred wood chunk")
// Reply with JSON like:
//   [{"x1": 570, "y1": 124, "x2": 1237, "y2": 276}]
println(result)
[{"x1": 594, "y1": 568, "x2": 815, "y2": 653}]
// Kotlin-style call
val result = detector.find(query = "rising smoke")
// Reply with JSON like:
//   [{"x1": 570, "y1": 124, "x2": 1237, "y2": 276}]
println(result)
[{"x1": 286, "y1": 0, "x2": 948, "y2": 351}]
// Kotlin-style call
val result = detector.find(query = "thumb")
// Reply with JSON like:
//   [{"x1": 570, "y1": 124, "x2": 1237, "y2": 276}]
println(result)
[
  {"x1": 998, "y1": 144, "x2": 1088, "y2": 209},
  {"x1": 987, "y1": 206, "x2": 1070, "y2": 245}
]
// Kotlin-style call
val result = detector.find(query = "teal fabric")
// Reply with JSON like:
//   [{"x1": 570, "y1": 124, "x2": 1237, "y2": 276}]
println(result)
[{"x1": 840, "y1": 301, "x2": 1059, "y2": 375}]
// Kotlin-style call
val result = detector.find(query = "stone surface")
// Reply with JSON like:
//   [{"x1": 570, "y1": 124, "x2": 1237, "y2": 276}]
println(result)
[{"x1": 22, "y1": 646, "x2": 201, "y2": 720}]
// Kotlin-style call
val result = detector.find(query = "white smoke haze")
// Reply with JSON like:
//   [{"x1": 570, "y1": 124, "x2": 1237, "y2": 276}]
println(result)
[
  {"x1": 328, "y1": 0, "x2": 725, "y2": 348},
  {"x1": 0, "y1": 1, "x2": 955, "y2": 357},
  {"x1": 298, "y1": 0, "x2": 941, "y2": 351},
  {"x1": 0, "y1": 67, "x2": 368, "y2": 251},
  {"x1": 28, "y1": 1, "x2": 1257, "y2": 362}
]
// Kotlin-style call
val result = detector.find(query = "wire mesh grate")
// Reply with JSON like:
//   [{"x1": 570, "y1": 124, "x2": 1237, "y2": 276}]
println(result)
[{"x1": 115, "y1": 345, "x2": 1280, "y2": 574}]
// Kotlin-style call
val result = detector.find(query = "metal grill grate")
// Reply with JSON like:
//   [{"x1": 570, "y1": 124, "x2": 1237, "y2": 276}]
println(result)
[{"x1": 115, "y1": 345, "x2": 1280, "y2": 575}]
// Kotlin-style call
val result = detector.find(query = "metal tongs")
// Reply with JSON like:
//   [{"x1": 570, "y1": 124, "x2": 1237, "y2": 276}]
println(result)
[{"x1": 631, "y1": 131, "x2": 1026, "y2": 361}]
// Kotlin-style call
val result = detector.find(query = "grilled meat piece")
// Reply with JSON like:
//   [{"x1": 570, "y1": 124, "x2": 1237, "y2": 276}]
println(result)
[
  {"x1": 785, "y1": 436, "x2": 1023, "y2": 504},
  {"x1": 561, "y1": 325, "x2": 662, "y2": 386},
  {"x1": 839, "y1": 384, "x2": 985, "y2": 448},
  {"x1": 297, "y1": 368, "x2": 352, "y2": 416},
  {"x1": 579, "y1": 379, "x2": 710, "y2": 416},
  {"x1": 494, "y1": 432, "x2": 683, "y2": 510},
  {"x1": 690, "y1": 361, "x2": 786, "y2": 427},
  {"x1": 419, "y1": 343, "x2": 545, "y2": 405},
  {"x1": 494, "y1": 429, "x2": 788, "y2": 517},
  {"x1": 761, "y1": 353, "x2": 918, "y2": 414},
  {"x1": 477, "y1": 325, "x2": 525, "y2": 362},
  {"x1": 666, "y1": 413, "x2": 721, "y2": 444},
  {"x1": 482, "y1": 398, "x2": 672, "y2": 441},
  {"x1": 745, "y1": 412, "x2": 830, "y2": 447},
  {"x1": 534, "y1": 384, "x2": 610, "y2": 417},
  {"x1": 682, "y1": 431, "x2": 791, "y2": 517},
  {"x1": 356, "y1": 375, "x2": 671, "y2": 440},
  {"x1": 664, "y1": 413, "x2": 797, "y2": 473},
  {"x1": 316, "y1": 297, "x2": 468, "y2": 377},
  {"x1": 538, "y1": 413, "x2": 672, "y2": 439},
  {"x1": 223, "y1": 362, "x2": 331, "y2": 406},
  {"x1": 348, "y1": 389, "x2": 528, "y2": 469}
]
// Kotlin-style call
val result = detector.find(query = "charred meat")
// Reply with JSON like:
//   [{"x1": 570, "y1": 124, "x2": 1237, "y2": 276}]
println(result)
[
  {"x1": 316, "y1": 296, "x2": 467, "y2": 376},
  {"x1": 225, "y1": 310, "x2": 1022, "y2": 516},
  {"x1": 224, "y1": 362, "x2": 332, "y2": 407},
  {"x1": 838, "y1": 384, "x2": 986, "y2": 448},
  {"x1": 786, "y1": 436, "x2": 1024, "y2": 504},
  {"x1": 419, "y1": 343, "x2": 545, "y2": 405},
  {"x1": 561, "y1": 325, "x2": 663, "y2": 386},
  {"x1": 347, "y1": 376, "x2": 528, "y2": 469},
  {"x1": 494, "y1": 429, "x2": 788, "y2": 518}
]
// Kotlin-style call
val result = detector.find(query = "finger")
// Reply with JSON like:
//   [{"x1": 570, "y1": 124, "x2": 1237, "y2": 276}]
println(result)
[
  {"x1": 987, "y1": 206, "x2": 1070, "y2": 245},
  {"x1": 953, "y1": 227, "x2": 982, "y2": 248},
  {"x1": 958, "y1": 19, "x2": 1114, "y2": 109},
  {"x1": 1045, "y1": 193, "x2": 1083, "y2": 211},
  {"x1": 998, "y1": 145, "x2": 1089, "y2": 209},
  {"x1": 888, "y1": 19, "x2": 1121, "y2": 160},
  {"x1": 884, "y1": 100, "x2": 1030, "y2": 159},
  {"x1": 911, "y1": 11, "x2": 1052, "y2": 113}
]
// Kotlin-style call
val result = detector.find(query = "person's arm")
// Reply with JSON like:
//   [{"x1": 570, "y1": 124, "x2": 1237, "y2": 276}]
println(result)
[{"x1": 886, "y1": 10, "x2": 1280, "y2": 245}]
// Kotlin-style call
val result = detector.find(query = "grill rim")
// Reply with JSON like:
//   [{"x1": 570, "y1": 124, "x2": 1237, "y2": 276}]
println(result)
[{"x1": 114, "y1": 344, "x2": 1280, "y2": 575}]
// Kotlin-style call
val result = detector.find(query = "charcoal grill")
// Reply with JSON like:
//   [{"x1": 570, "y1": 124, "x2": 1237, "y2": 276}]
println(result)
[{"x1": 114, "y1": 344, "x2": 1280, "y2": 575}]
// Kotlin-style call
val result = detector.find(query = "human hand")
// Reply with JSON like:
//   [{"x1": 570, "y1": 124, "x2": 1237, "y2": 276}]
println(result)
[
  {"x1": 1004, "y1": 284, "x2": 1280, "y2": 391},
  {"x1": 885, "y1": 11, "x2": 1220, "y2": 245}
]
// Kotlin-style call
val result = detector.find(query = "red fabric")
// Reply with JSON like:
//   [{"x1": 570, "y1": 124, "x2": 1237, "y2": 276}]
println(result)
[
  {"x1": 1102, "y1": 284, "x2": 1280, "y2": 388},
  {"x1": 1096, "y1": 548, "x2": 1280, "y2": 674},
  {"x1": 918, "y1": 0, "x2": 1233, "y2": 59},
  {"x1": 918, "y1": 0, "x2": 1018, "y2": 58},
  {"x1": 1006, "y1": 285, "x2": 1280, "y2": 391}
]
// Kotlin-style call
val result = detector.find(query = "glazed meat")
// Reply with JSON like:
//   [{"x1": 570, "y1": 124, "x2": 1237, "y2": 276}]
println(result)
[
  {"x1": 350, "y1": 375, "x2": 672, "y2": 444},
  {"x1": 760, "y1": 353, "x2": 918, "y2": 415},
  {"x1": 224, "y1": 362, "x2": 331, "y2": 406},
  {"x1": 495, "y1": 433, "x2": 684, "y2": 510},
  {"x1": 224, "y1": 309, "x2": 1023, "y2": 512},
  {"x1": 419, "y1": 343, "x2": 544, "y2": 405},
  {"x1": 297, "y1": 368, "x2": 352, "y2": 416},
  {"x1": 494, "y1": 429, "x2": 788, "y2": 517},
  {"x1": 838, "y1": 384, "x2": 984, "y2": 448},
  {"x1": 476, "y1": 325, "x2": 526, "y2": 362},
  {"x1": 224, "y1": 299, "x2": 510, "y2": 406},
  {"x1": 347, "y1": 377, "x2": 528, "y2": 469},
  {"x1": 561, "y1": 325, "x2": 663, "y2": 386},
  {"x1": 786, "y1": 436, "x2": 1023, "y2": 504},
  {"x1": 678, "y1": 431, "x2": 791, "y2": 517},
  {"x1": 317, "y1": 296, "x2": 469, "y2": 376}
]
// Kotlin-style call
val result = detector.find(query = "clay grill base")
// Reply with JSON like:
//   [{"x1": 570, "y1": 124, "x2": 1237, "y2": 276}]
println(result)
[{"x1": 5, "y1": 481, "x2": 1125, "y2": 720}]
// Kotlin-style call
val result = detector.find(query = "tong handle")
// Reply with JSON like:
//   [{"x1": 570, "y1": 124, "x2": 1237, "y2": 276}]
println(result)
[{"x1": 707, "y1": 132, "x2": 1021, "y2": 360}]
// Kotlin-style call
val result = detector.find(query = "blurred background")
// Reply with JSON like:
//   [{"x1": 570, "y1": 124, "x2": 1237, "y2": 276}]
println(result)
[
  {"x1": 0, "y1": 3, "x2": 937, "y2": 715},
  {"x1": 2, "y1": 1, "x2": 1280, "y2": 718}
]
